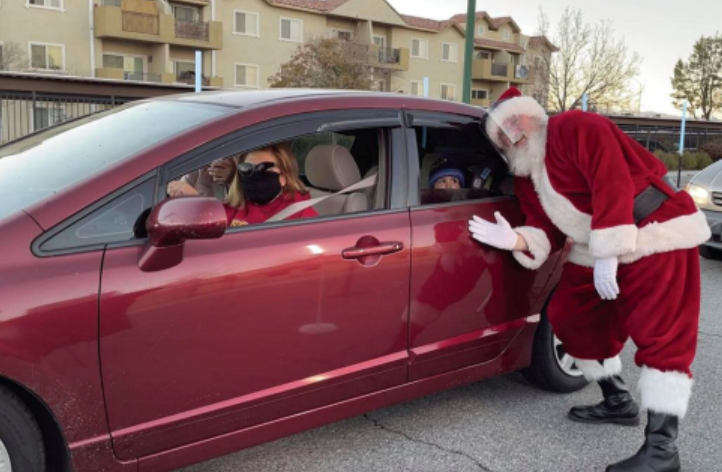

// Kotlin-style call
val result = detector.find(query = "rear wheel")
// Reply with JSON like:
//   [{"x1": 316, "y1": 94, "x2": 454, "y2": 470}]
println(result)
[
  {"x1": 523, "y1": 311, "x2": 589, "y2": 393},
  {"x1": 0, "y1": 386, "x2": 45, "y2": 472},
  {"x1": 700, "y1": 245, "x2": 722, "y2": 260}
]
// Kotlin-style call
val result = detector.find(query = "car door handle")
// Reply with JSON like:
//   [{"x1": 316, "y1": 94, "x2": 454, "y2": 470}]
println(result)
[{"x1": 342, "y1": 241, "x2": 404, "y2": 260}]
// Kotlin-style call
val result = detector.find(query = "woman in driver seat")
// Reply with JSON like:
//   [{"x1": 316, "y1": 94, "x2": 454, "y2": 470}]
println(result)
[{"x1": 225, "y1": 143, "x2": 318, "y2": 227}]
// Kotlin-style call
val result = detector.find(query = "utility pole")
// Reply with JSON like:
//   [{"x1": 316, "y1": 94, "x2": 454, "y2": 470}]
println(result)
[{"x1": 462, "y1": 0, "x2": 477, "y2": 104}]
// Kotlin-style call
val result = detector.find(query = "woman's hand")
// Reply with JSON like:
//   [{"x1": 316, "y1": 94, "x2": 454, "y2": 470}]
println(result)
[
  {"x1": 208, "y1": 159, "x2": 235, "y2": 185},
  {"x1": 468, "y1": 212, "x2": 527, "y2": 251},
  {"x1": 167, "y1": 181, "x2": 199, "y2": 197}
]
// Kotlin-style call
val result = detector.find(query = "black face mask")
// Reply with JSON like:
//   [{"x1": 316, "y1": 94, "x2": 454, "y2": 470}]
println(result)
[{"x1": 240, "y1": 171, "x2": 282, "y2": 205}]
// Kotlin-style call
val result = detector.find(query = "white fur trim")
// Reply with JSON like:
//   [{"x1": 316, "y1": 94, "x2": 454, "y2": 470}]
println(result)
[
  {"x1": 574, "y1": 356, "x2": 622, "y2": 381},
  {"x1": 639, "y1": 366, "x2": 693, "y2": 418},
  {"x1": 534, "y1": 168, "x2": 592, "y2": 243},
  {"x1": 589, "y1": 225, "x2": 638, "y2": 259},
  {"x1": 567, "y1": 210, "x2": 712, "y2": 267},
  {"x1": 512, "y1": 226, "x2": 551, "y2": 270}
]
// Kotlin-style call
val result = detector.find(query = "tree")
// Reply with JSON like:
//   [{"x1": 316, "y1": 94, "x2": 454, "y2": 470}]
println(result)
[
  {"x1": 537, "y1": 7, "x2": 642, "y2": 113},
  {"x1": 671, "y1": 35, "x2": 722, "y2": 121},
  {"x1": 269, "y1": 36, "x2": 377, "y2": 90},
  {"x1": 0, "y1": 41, "x2": 28, "y2": 72}
]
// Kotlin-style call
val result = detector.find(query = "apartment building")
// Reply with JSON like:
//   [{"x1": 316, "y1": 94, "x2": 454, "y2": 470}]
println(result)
[{"x1": 0, "y1": 0, "x2": 555, "y2": 105}]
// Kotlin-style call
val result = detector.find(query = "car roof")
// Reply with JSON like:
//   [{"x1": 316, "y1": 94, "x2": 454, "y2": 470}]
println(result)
[{"x1": 155, "y1": 89, "x2": 484, "y2": 115}]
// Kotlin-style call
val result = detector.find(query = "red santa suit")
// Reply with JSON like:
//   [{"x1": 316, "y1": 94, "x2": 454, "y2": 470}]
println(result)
[{"x1": 486, "y1": 94, "x2": 711, "y2": 420}]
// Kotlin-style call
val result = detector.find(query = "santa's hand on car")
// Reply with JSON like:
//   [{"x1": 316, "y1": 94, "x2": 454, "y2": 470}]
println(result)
[{"x1": 468, "y1": 212, "x2": 526, "y2": 251}]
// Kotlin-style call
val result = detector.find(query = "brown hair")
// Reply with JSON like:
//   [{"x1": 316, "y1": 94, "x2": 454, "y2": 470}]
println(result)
[{"x1": 226, "y1": 142, "x2": 308, "y2": 209}]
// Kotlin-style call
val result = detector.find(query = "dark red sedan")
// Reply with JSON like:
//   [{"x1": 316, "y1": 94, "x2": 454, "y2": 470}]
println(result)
[{"x1": 0, "y1": 90, "x2": 585, "y2": 472}]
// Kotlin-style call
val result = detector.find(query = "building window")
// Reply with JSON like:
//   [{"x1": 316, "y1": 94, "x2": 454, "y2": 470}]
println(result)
[
  {"x1": 502, "y1": 29, "x2": 511, "y2": 40},
  {"x1": 373, "y1": 35, "x2": 386, "y2": 48},
  {"x1": 472, "y1": 89, "x2": 489, "y2": 100},
  {"x1": 235, "y1": 63, "x2": 259, "y2": 88},
  {"x1": 27, "y1": 0, "x2": 63, "y2": 10},
  {"x1": 441, "y1": 84, "x2": 457, "y2": 101},
  {"x1": 329, "y1": 29, "x2": 354, "y2": 41},
  {"x1": 476, "y1": 24, "x2": 484, "y2": 36},
  {"x1": 234, "y1": 10, "x2": 259, "y2": 37},
  {"x1": 280, "y1": 18, "x2": 303, "y2": 42},
  {"x1": 441, "y1": 43, "x2": 458, "y2": 63},
  {"x1": 102, "y1": 54, "x2": 124, "y2": 69},
  {"x1": 411, "y1": 38, "x2": 429, "y2": 59},
  {"x1": 172, "y1": 4, "x2": 199, "y2": 22},
  {"x1": 30, "y1": 43, "x2": 64, "y2": 71},
  {"x1": 410, "y1": 80, "x2": 424, "y2": 97},
  {"x1": 476, "y1": 51, "x2": 491, "y2": 60}
]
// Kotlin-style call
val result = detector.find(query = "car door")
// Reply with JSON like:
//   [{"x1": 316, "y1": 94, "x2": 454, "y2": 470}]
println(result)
[
  {"x1": 98, "y1": 111, "x2": 412, "y2": 460},
  {"x1": 404, "y1": 111, "x2": 563, "y2": 380}
]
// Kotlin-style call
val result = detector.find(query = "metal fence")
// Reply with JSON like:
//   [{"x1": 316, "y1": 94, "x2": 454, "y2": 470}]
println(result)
[
  {"x1": 0, "y1": 92, "x2": 135, "y2": 145},
  {"x1": 615, "y1": 123, "x2": 722, "y2": 152}
]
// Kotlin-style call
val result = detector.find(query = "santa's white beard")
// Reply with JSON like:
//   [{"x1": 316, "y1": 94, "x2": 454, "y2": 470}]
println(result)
[{"x1": 505, "y1": 127, "x2": 547, "y2": 178}]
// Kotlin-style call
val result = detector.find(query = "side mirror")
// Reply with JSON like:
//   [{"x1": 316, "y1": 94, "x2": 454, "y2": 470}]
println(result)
[{"x1": 138, "y1": 197, "x2": 227, "y2": 272}]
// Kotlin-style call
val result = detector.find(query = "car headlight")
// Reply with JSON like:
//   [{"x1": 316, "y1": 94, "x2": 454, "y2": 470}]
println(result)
[{"x1": 686, "y1": 184, "x2": 710, "y2": 205}]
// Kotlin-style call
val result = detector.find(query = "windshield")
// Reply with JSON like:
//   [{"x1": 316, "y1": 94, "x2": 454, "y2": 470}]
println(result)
[{"x1": 0, "y1": 101, "x2": 233, "y2": 221}]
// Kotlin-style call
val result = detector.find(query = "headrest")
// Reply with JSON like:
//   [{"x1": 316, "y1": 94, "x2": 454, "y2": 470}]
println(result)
[{"x1": 306, "y1": 145, "x2": 362, "y2": 191}]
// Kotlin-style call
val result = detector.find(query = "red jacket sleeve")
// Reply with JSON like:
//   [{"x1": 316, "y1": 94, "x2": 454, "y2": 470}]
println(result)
[
  {"x1": 566, "y1": 114, "x2": 637, "y2": 258},
  {"x1": 512, "y1": 177, "x2": 566, "y2": 270}
]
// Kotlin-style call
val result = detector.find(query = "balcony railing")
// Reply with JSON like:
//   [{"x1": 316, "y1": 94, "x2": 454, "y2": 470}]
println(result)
[
  {"x1": 175, "y1": 20, "x2": 209, "y2": 41},
  {"x1": 122, "y1": 11, "x2": 159, "y2": 35},
  {"x1": 491, "y1": 63, "x2": 508, "y2": 77},
  {"x1": 177, "y1": 71, "x2": 210, "y2": 86},
  {"x1": 377, "y1": 47, "x2": 401, "y2": 65},
  {"x1": 123, "y1": 71, "x2": 161, "y2": 83}
]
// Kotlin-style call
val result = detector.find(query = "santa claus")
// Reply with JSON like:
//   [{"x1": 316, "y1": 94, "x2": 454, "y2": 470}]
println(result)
[{"x1": 469, "y1": 87, "x2": 710, "y2": 472}]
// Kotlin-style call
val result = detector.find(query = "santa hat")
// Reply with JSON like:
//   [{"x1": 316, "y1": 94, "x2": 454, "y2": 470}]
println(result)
[{"x1": 490, "y1": 86, "x2": 522, "y2": 111}]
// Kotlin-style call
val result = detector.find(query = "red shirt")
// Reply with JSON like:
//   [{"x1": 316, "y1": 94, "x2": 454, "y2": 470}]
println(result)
[{"x1": 223, "y1": 192, "x2": 318, "y2": 227}]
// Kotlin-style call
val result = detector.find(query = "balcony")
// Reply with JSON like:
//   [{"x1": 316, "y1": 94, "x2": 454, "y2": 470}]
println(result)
[
  {"x1": 372, "y1": 46, "x2": 410, "y2": 71},
  {"x1": 471, "y1": 98, "x2": 491, "y2": 108},
  {"x1": 94, "y1": 5, "x2": 222, "y2": 50},
  {"x1": 176, "y1": 70, "x2": 224, "y2": 87},
  {"x1": 472, "y1": 58, "x2": 530, "y2": 84}
]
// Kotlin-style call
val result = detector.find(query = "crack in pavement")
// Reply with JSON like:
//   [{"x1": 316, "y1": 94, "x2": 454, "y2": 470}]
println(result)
[
  {"x1": 363, "y1": 414, "x2": 495, "y2": 472},
  {"x1": 698, "y1": 330, "x2": 722, "y2": 339}
]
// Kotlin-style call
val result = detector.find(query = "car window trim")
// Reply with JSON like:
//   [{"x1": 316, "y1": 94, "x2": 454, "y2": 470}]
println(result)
[{"x1": 31, "y1": 171, "x2": 158, "y2": 257}]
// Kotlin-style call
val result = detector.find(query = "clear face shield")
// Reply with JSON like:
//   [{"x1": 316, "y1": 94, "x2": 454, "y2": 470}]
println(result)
[{"x1": 482, "y1": 112, "x2": 527, "y2": 163}]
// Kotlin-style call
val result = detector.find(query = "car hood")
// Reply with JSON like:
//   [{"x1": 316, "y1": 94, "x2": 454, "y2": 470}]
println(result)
[{"x1": 691, "y1": 159, "x2": 722, "y2": 190}]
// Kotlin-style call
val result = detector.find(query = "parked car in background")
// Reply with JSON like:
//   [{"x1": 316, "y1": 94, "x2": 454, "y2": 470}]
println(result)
[
  {"x1": 686, "y1": 159, "x2": 722, "y2": 259},
  {"x1": 0, "y1": 90, "x2": 585, "y2": 472}
]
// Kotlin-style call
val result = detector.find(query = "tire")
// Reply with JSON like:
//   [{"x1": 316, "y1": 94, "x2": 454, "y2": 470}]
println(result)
[
  {"x1": 0, "y1": 386, "x2": 45, "y2": 472},
  {"x1": 699, "y1": 245, "x2": 722, "y2": 260},
  {"x1": 522, "y1": 310, "x2": 589, "y2": 393}
]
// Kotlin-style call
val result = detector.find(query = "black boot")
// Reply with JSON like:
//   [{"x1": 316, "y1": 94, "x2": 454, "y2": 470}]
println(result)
[
  {"x1": 568, "y1": 375, "x2": 640, "y2": 426},
  {"x1": 606, "y1": 411, "x2": 681, "y2": 472}
]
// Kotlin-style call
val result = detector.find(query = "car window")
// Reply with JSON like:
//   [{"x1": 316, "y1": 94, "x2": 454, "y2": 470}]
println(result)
[
  {"x1": 164, "y1": 127, "x2": 388, "y2": 230},
  {"x1": 413, "y1": 121, "x2": 512, "y2": 206},
  {"x1": 38, "y1": 178, "x2": 155, "y2": 254},
  {"x1": 0, "y1": 101, "x2": 232, "y2": 222}
]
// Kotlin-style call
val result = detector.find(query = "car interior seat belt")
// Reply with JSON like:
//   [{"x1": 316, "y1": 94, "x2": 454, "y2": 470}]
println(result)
[{"x1": 266, "y1": 174, "x2": 378, "y2": 223}]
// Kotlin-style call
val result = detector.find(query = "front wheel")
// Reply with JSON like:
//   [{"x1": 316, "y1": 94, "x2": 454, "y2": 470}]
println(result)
[
  {"x1": 522, "y1": 311, "x2": 589, "y2": 393},
  {"x1": 0, "y1": 386, "x2": 45, "y2": 472}
]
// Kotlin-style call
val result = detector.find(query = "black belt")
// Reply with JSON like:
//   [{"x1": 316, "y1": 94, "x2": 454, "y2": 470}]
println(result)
[{"x1": 633, "y1": 176, "x2": 677, "y2": 224}]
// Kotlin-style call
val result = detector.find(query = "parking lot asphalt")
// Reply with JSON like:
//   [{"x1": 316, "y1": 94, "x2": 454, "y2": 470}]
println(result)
[{"x1": 179, "y1": 256, "x2": 722, "y2": 472}]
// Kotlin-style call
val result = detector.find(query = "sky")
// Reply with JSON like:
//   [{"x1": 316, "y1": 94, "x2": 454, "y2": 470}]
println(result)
[{"x1": 387, "y1": 0, "x2": 722, "y2": 116}]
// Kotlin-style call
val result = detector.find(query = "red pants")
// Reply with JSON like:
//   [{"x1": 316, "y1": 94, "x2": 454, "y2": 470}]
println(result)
[
  {"x1": 547, "y1": 249, "x2": 700, "y2": 418},
  {"x1": 548, "y1": 248, "x2": 700, "y2": 375}
]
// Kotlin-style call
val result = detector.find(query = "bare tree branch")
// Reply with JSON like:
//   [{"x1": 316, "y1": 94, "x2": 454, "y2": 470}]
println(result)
[
  {"x1": 539, "y1": 7, "x2": 641, "y2": 113},
  {"x1": 0, "y1": 41, "x2": 28, "y2": 72}
]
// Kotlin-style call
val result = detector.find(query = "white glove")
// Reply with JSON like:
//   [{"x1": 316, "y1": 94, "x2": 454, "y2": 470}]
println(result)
[
  {"x1": 468, "y1": 212, "x2": 518, "y2": 251},
  {"x1": 594, "y1": 257, "x2": 620, "y2": 300}
]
